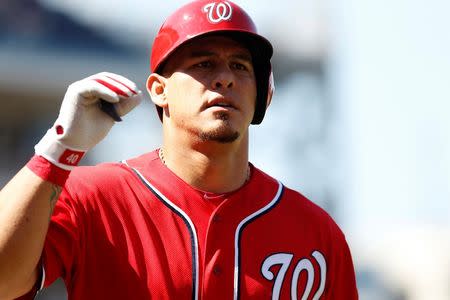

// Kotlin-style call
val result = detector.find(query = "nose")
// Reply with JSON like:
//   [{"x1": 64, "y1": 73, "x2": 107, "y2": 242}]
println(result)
[{"x1": 212, "y1": 65, "x2": 234, "y2": 90}]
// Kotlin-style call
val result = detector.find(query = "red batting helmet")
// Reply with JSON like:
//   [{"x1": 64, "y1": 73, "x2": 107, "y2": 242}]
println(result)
[{"x1": 150, "y1": 0, "x2": 274, "y2": 124}]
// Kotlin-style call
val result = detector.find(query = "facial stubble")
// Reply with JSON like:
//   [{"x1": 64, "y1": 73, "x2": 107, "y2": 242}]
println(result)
[{"x1": 199, "y1": 112, "x2": 240, "y2": 143}]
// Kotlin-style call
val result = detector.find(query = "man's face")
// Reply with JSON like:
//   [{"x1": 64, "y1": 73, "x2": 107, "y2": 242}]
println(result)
[{"x1": 161, "y1": 35, "x2": 257, "y2": 144}]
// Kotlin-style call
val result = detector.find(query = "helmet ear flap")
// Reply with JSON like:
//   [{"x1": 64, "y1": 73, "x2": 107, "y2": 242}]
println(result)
[
  {"x1": 156, "y1": 106, "x2": 163, "y2": 122},
  {"x1": 250, "y1": 58, "x2": 273, "y2": 125}
]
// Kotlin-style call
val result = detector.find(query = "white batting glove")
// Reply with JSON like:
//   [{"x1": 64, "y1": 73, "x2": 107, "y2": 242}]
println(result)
[{"x1": 35, "y1": 72, "x2": 143, "y2": 170}]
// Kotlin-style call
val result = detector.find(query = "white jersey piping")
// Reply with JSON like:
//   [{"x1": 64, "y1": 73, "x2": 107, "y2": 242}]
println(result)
[
  {"x1": 233, "y1": 180, "x2": 284, "y2": 300},
  {"x1": 129, "y1": 166, "x2": 200, "y2": 300}
]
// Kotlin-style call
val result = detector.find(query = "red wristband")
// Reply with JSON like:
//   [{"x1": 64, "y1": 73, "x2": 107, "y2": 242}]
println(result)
[{"x1": 26, "y1": 155, "x2": 71, "y2": 186}]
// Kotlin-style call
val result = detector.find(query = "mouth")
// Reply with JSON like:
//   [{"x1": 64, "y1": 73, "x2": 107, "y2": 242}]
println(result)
[
  {"x1": 211, "y1": 102, "x2": 234, "y2": 108},
  {"x1": 206, "y1": 97, "x2": 237, "y2": 110}
]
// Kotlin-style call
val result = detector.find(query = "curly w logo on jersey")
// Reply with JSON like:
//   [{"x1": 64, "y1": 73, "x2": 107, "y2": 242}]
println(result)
[{"x1": 262, "y1": 251, "x2": 326, "y2": 299}]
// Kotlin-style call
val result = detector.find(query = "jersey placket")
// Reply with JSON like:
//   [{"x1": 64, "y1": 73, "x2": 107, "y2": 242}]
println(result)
[
  {"x1": 201, "y1": 178, "x2": 283, "y2": 300},
  {"x1": 202, "y1": 197, "x2": 236, "y2": 299}
]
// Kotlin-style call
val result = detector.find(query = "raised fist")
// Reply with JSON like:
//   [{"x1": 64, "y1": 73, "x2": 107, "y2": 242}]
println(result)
[{"x1": 35, "y1": 72, "x2": 143, "y2": 170}]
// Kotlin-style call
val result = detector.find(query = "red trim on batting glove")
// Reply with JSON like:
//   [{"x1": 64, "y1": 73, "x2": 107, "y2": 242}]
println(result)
[
  {"x1": 105, "y1": 75, "x2": 138, "y2": 94},
  {"x1": 27, "y1": 155, "x2": 71, "y2": 186},
  {"x1": 94, "y1": 79, "x2": 128, "y2": 97}
]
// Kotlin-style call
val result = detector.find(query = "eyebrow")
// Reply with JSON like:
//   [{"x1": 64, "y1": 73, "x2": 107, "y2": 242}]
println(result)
[{"x1": 189, "y1": 50, "x2": 253, "y2": 63}]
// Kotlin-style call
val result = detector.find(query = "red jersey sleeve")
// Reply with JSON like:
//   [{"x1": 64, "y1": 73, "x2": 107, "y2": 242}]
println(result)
[{"x1": 328, "y1": 228, "x2": 359, "y2": 299}]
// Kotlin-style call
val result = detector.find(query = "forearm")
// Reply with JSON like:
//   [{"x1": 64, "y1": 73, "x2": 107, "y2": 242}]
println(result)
[
  {"x1": 0, "y1": 72, "x2": 141, "y2": 299},
  {"x1": 0, "y1": 166, "x2": 61, "y2": 298}
]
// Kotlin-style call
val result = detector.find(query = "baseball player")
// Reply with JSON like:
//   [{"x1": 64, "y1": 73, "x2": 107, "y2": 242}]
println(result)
[{"x1": 1, "y1": 1, "x2": 358, "y2": 299}]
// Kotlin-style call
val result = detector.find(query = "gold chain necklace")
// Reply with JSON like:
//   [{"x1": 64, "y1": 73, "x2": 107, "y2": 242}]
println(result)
[{"x1": 158, "y1": 147, "x2": 166, "y2": 165}]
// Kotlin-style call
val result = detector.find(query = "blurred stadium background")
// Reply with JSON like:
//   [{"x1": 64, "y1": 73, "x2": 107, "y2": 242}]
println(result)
[{"x1": 1, "y1": 0, "x2": 449, "y2": 299}]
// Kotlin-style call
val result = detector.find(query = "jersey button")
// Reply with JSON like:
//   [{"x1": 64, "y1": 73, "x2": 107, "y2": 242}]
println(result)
[
  {"x1": 213, "y1": 265, "x2": 222, "y2": 276},
  {"x1": 212, "y1": 215, "x2": 222, "y2": 222}
]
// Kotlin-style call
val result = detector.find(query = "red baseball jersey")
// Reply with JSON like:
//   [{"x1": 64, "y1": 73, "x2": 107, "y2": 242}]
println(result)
[{"x1": 31, "y1": 149, "x2": 357, "y2": 299}]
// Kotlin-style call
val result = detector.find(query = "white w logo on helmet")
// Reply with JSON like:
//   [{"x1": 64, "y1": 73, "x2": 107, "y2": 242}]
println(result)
[{"x1": 203, "y1": 1, "x2": 233, "y2": 23}]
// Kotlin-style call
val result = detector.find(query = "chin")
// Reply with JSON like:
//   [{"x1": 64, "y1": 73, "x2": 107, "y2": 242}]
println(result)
[{"x1": 199, "y1": 120, "x2": 240, "y2": 144}]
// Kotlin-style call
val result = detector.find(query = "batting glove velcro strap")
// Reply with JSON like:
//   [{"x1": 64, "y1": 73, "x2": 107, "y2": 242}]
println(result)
[
  {"x1": 35, "y1": 131, "x2": 86, "y2": 170},
  {"x1": 35, "y1": 72, "x2": 143, "y2": 170}
]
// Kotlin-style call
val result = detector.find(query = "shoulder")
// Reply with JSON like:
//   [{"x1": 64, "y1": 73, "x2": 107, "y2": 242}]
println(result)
[
  {"x1": 251, "y1": 167, "x2": 329, "y2": 219},
  {"x1": 66, "y1": 162, "x2": 130, "y2": 190},
  {"x1": 282, "y1": 186, "x2": 329, "y2": 220},
  {"x1": 64, "y1": 151, "x2": 157, "y2": 197},
  {"x1": 253, "y1": 166, "x2": 345, "y2": 237},
  {"x1": 282, "y1": 186, "x2": 343, "y2": 234}
]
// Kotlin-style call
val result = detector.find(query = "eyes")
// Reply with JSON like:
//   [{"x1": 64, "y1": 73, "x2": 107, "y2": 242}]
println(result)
[
  {"x1": 231, "y1": 62, "x2": 249, "y2": 71},
  {"x1": 193, "y1": 61, "x2": 212, "y2": 69},
  {"x1": 192, "y1": 60, "x2": 251, "y2": 72}
]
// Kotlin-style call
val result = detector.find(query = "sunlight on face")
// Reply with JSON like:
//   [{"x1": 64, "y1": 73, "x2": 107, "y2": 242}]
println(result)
[{"x1": 162, "y1": 35, "x2": 257, "y2": 144}]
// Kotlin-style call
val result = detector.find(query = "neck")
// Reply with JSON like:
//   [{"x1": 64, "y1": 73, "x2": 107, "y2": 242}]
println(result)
[{"x1": 161, "y1": 129, "x2": 250, "y2": 194}]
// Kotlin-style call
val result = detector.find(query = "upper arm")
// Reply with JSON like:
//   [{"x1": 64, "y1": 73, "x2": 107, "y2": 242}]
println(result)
[{"x1": 328, "y1": 230, "x2": 359, "y2": 299}]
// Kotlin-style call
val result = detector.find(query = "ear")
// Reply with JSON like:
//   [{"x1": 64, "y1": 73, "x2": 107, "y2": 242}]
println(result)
[{"x1": 147, "y1": 73, "x2": 168, "y2": 109}]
